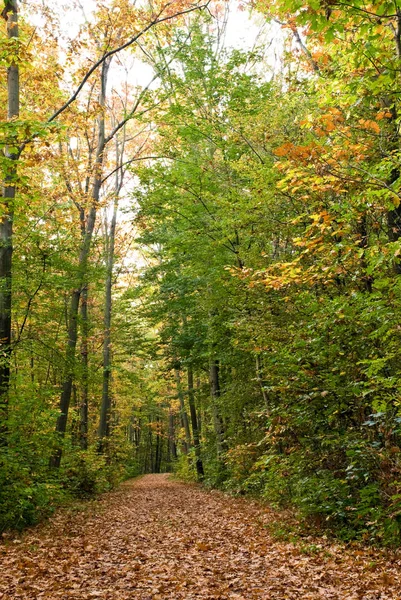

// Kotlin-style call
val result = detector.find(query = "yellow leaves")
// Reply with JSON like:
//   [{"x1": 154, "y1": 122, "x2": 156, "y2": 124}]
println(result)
[
  {"x1": 310, "y1": 211, "x2": 332, "y2": 228},
  {"x1": 299, "y1": 115, "x2": 313, "y2": 128}
]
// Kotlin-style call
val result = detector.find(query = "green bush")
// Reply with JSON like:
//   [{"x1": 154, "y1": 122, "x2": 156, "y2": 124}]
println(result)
[
  {"x1": 62, "y1": 449, "x2": 113, "y2": 497},
  {"x1": 0, "y1": 448, "x2": 66, "y2": 531},
  {"x1": 173, "y1": 452, "x2": 198, "y2": 482}
]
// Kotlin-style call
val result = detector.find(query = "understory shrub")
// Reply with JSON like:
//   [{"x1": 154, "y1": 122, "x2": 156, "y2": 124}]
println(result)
[
  {"x1": 174, "y1": 452, "x2": 198, "y2": 482},
  {"x1": 0, "y1": 448, "x2": 67, "y2": 531}
]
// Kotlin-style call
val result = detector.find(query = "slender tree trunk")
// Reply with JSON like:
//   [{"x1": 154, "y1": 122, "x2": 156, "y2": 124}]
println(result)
[
  {"x1": 188, "y1": 366, "x2": 204, "y2": 479},
  {"x1": 358, "y1": 215, "x2": 373, "y2": 293},
  {"x1": 50, "y1": 59, "x2": 110, "y2": 468},
  {"x1": 210, "y1": 360, "x2": 224, "y2": 455},
  {"x1": 387, "y1": 11, "x2": 401, "y2": 273},
  {"x1": 175, "y1": 367, "x2": 192, "y2": 450},
  {"x1": 79, "y1": 284, "x2": 89, "y2": 450},
  {"x1": 154, "y1": 417, "x2": 162, "y2": 473},
  {"x1": 71, "y1": 383, "x2": 79, "y2": 445},
  {"x1": 133, "y1": 415, "x2": 141, "y2": 450},
  {"x1": 0, "y1": 1, "x2": 19, "y2": 444},
  {"x1": 179, "y1": 414, "x2": 189, "y2": 454},
  {"x1": 98, "y1": 195, "x2": 118, "y2": 449},
  {"x1": 168, "y1": 409, "x2": 177, "y2": 464},
  {"x1": 148, "y1": 426, "x2": 153, "y2": 473},
  {"x1": 386, "y1": 105, "x2": 401, "y2": 269},
  {"x1": 196, "y1": 375, "x2": 202, "y2": 435}
]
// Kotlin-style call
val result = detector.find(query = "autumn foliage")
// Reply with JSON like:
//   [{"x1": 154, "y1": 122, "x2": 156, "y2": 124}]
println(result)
[{"x1": 1, "y1": 0, "x2": 401, "y2": 553}]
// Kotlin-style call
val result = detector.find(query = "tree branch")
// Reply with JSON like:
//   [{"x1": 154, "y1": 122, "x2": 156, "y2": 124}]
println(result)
[{"x1": 47, "y1": 1, "x2": 210, "y2": 124}]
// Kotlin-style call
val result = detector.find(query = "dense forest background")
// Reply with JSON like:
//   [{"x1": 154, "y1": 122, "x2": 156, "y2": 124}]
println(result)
[{"x1": 1, "y1": 0, "x2": 401, "y2": 546}]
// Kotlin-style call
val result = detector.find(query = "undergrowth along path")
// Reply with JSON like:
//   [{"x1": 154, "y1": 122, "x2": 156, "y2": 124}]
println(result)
[{"x1": 0, "y1": 474, "x2": 400, "y2": 599}]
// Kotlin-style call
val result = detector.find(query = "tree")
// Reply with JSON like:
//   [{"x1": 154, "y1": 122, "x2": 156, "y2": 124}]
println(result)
[{"x1": 0, "y1": 0, "x2": 19, "y2": 443}]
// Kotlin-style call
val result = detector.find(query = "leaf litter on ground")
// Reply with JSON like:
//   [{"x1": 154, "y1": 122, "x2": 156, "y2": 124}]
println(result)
[{"x1": 0, "y1": 474, "x2": 400, "y2": 599}]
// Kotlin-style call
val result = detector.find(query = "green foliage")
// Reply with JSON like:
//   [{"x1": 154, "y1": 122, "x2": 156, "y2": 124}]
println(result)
[
  {"x1": 131, "y1": 19, "x2": 401, "y2": 546},
  {"x1": 174, "y1": 453, "x2": 198, "y2": 483},
  {"x1": 62, "y1": 450, "x2": 113, "y2": 497},
  {"x1": 0, "y1": 448, "x2": 66, "y2": 531}
]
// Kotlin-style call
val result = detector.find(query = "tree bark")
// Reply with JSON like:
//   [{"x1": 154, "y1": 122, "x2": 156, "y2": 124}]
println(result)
[
  {"x1": 154, "y1": 417, "x2": 162, "y2": 473},
  {"x1": 168, "y1": 409, "x2": 177, "y2": 464},
  {"x1": 0, "y1": 0, "x2": 19, "y2": 444},
  {"x1": 385, "y1": 99, "x2": 401, "y2": 269},
  {"x1": 175, "y1": 367, "x2": 192, "y2": 451},
  {"x1": 188, "y1": 366, "x2": 204, "y2": 479},
  {"x1": 79, "y1": 284, "x2": 89, "y2": 450},
  {"x1": 98, "y1": 195, "x2": 118, "y2": 449},
  {"x1": 210, "y1": 360, "x2": 224, "y2": 455}
]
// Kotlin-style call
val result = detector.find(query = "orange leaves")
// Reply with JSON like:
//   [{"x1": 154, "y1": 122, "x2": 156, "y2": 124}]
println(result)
[
  {"x1": 273, "y1": 142, "x2": 294, "y2": 157},
  {"x1": 358, "y1": 119, "x2": 381, "y2": 134},
  {"x1": 320, "y1": 112, "x2": 338, "y2": 132},
  {"x1": 311, "y1": 49, "x2": 330, "y2": 66},
  {"x1": 310, "y1": 210, "x2": 332, "y2": 226},
  {"x1": 312, "y1": 108, "x2": 344, "y2": 136},
  {"x1": 376, "y1": 111, "x2": 392, "y2": 120},
  {"x1": 300, "y1": 108, "x2": 344, "y2": 136},
  {"x1": 273, "y1": 141, "x2": 320, "y2": 163}
]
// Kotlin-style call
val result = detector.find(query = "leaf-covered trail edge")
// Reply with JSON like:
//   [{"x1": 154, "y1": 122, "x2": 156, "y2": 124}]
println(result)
[{"x1": 0, "y1": 474, "x2": 400, "y2": 600}]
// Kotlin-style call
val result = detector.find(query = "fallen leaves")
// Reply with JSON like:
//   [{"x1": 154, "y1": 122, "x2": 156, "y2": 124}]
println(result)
[{"x1": 0, "y1": 474, "x2": 400, "y2": 599}]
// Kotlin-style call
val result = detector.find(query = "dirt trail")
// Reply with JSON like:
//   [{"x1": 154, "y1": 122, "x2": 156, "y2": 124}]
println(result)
[{"x1": 0, "y1": 474, "x2": 400, "y2": 599}]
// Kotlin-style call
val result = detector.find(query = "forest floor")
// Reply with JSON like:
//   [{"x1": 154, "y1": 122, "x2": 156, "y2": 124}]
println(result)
[{"x1": 0, "y1": 474, "x2": 401, "y2": 600}]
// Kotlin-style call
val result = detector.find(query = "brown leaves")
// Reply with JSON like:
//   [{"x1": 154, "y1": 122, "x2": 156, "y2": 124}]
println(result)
[{"x1": 0, "y1": 475, "x2": 400, "y2": 599}]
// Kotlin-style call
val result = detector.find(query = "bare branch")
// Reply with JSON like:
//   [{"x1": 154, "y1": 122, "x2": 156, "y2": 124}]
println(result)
[{"x1": 47, "y1": 2, "x2": 210, "y2": 124}]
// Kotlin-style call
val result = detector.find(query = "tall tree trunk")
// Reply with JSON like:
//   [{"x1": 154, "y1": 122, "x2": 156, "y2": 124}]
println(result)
[
  {"x1": 174, "y1": 367, "x2": 191, "y2": 451},
  {"x1": 210, "y1": 360, "x2": 224, "y2": 455},
  {"x1": 50, "y1": 58, "x2": 110, "y2": 468},
  {"x1": 385, "y1": 101, "x2": 401, "y2": 269},
  {"x1": 154, "y1": 417, "x2": 162, "y2": 473},
  {"x1": 196, "y1": 375, "x2": 202, "y2": 435},
  {"x1": 79, "y1": 284, "x2": 89, "y2": 450},
  {"x1": 0, "y1": 1, "x2": 19, "y2": 444},
  {"x1": 98, "y1": 195, "x2": 118, "y2": 450},
  {"x1": 378, "y1": 14, "x2": 400, "y2": 271},
  {"x1": 168, "y1": 409, "x2": 177, "y2": 465},
  {"x1": 188, "y1": 366, "x2": 204, "y2": 479},
  {"x1": 148, "y1": 425, "x2": 153, "y2": 473},
  {"x1": 358, "y1": 215, "x2": 373, "y2": 293}
]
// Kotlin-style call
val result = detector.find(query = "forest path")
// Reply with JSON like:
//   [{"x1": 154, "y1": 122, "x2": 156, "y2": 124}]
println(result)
[{"x1": 1, "y1": 474, "x2": 400, "y2": 600}]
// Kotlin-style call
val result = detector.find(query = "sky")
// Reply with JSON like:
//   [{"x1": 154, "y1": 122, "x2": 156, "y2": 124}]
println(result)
[{"x1": 27, "y1": 0, "x2": 284, "y2": 89}]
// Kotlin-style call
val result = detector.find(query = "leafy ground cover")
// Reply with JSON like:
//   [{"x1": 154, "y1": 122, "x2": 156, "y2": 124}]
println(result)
[{"x1": 0, "y1": 474, "x2": 400, "y2": 599}]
